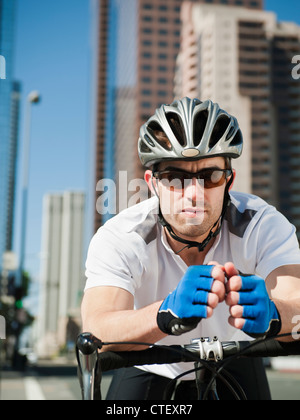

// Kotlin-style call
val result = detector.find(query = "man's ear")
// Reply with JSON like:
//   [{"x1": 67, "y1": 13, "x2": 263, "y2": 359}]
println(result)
[
  {"x1": 229, "y1": 169, "x2": 236, "y2": 191},
  {"x1": 144, "y1": 170, "x2": 158, "y2": 195}
]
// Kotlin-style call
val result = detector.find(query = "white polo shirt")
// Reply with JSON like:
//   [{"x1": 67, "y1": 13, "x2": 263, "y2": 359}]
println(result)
[{"x1": 85, "y1": 191, "x2": 300, "y2": 379}]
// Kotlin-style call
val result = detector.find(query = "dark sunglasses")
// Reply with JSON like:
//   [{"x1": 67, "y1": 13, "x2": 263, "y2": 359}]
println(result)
[{"x1": 153, "y1": 168, "x2": 232, "y2": 189}]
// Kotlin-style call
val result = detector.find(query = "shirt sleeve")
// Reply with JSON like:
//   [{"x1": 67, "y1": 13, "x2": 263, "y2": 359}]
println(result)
[
  {"x1": 253, "y1": 207, "x2": 300, "y2": 279},
  {"x1": 84, "y1": 227, "x2": 140, "y2": 295}
]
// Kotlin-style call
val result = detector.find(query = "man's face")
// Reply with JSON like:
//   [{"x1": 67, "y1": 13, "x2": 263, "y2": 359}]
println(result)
[{"x1": 153, "y1": 157, "x2": 232, "y2": 240}]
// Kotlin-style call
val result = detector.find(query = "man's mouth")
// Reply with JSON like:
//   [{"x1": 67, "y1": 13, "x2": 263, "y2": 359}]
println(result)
[{"x1": 182, "y1": 208, "x2": 206, "y2": 217}]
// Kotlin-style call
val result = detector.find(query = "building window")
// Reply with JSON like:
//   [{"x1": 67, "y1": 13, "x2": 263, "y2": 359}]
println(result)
[
  {"x1": 142, "y1": 77, "x2": 151, "y2": 83},
  {"x1": 158, "y1": 41, "x2": 168, "y2": 48},
  {"x1": 142, "y1": 89, "x2": 152, "y2": 95},
  {"x1": 158, "y1": 78, "x2": 168, "y2": 84},
  {"x1": 158, "y1": 53, "x2": 168, "y2": 59},
  {"x1": 158, "y1": 91, "x2": 168, "y2": 97},
  {"x1": 159, "y1": 17, "x2": 168, "y2": 23},
  {"x1": 158, "y1": 65, "x2": 168, "y2": 72},
  {"x1": 142, "y1": 102, "x2": 152, "y2": 108}
]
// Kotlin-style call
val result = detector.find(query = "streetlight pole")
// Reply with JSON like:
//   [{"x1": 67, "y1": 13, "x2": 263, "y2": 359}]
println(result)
[{"x1": 16, "y1": 91, "x2": 41, "y2": 288}]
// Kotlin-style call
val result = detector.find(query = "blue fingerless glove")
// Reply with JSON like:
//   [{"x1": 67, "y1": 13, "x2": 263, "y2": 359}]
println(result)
[
  {"x1": 157, "y1": 265, "x2": 214, "y2": 336},
  {"x1": 239, "y1": 274, "x2": 281, "y2": 339}
]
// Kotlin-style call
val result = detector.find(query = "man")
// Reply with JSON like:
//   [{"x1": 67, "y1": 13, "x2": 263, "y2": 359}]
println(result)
[{"x1": 82, "y1": 98, "x2": 300, "y2": 400}]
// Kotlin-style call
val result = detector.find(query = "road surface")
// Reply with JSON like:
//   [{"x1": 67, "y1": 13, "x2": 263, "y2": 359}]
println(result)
[{"x1": 1, "y1": 361, "x2": 300, "y2": 400}]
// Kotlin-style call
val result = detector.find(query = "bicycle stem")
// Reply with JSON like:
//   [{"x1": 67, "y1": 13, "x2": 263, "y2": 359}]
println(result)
[{"x1": 187, "y1": 337, "x2": 224, "y2": 362}]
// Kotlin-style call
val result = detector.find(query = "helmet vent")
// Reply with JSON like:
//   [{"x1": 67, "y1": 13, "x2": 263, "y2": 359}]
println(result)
[
  {"x1": 166, "y1": 112, "x2": 187, "y2": 147},
  {"x1": 148, "y1": 121, "x2": 172, "y2": 151},
  {"x1": 209, "y1": 115, "x2": 231, "y2": 149},
  {"x1": 140, "y1": 140, "x2": 151, "y2": 154},
  {"x1": 230, "y1": 129, "x2": 243, "y2": 146},
  {"x1": 193, "y1": 110, "x2": 208, "y2": 147},
  {"x1": 144, "y1": 134, "x2": 155, "y2": 147}
]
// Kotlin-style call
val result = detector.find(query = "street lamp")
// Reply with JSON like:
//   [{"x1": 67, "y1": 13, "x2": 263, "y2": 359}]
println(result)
[{"x1": 16, "y1": 91, "x2": 41, "y2": 288}]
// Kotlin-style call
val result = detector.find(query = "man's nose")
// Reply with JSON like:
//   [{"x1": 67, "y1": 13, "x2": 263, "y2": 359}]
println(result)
[{"x1": 183, "y1": 178, "x2": 205, "y2": 204}]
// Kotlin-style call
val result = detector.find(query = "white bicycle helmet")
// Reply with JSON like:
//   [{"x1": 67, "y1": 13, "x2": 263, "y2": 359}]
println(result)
[{"x1": 138, "y1": 97, "x2": 243, "y2": 168}]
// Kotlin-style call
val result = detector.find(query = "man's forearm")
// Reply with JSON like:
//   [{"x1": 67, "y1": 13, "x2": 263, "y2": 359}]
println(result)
[
  {"x1": 274, "y1": 298, "x2": 300, "y2": 342},
  {"x1": 82, "y1": 300, "x2": 166, "y2": 351}
]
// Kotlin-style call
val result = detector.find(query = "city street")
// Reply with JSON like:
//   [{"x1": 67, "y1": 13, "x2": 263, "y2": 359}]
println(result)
[
  {"x1": 0, "y1": 361, "x2": 82, "y2": 400},
  {"x1": 1, "y1": 361, "x2": 300, "y2": 400}
]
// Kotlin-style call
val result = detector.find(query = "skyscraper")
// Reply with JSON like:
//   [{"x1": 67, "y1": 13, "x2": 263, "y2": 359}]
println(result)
[
  {"x1": 174, "y1": 2, "x2": 300, "y2": 237},
  {"x1": 38, "y1": 191, "x2": 85, "y2": 357},
  {"x1": 94, "y1": 0, "x2": 138, "y2": 227},
  {"x1": 93, "y1": 0, "x2": 264, "y2": 232},
  {"x1": 272, "y1": 29, "x2": 300, "y2": 234},
  {"x1": 0, "y1": 0, "x2": 19, "y2": 271}
]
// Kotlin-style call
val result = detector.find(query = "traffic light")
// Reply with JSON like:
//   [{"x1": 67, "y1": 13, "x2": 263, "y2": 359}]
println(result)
[
  {"x1": 14, "y1": 286, "x2": 24, "y2": 309},
  {"x1": 15, "y1": 299, "x2": 23, "y2": 310}
]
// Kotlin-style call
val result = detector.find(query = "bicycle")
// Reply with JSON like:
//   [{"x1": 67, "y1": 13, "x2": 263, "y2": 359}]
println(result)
[{"x1": 76, "y1": 332, "x2": 300, "y2": 401}]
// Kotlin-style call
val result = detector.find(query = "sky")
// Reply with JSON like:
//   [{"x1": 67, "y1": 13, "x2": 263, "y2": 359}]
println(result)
[
  {"x1": 11, "y1": 0, "x2": 300, "y2": 291},
  {"x1": 265, "y1": 0, "x2": 300, "y2": 23},
  {"x1": 13, "y1": 0, "x2": 93, "y2": 281}
]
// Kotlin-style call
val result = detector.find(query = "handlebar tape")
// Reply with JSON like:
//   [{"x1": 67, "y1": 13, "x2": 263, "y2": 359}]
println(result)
[
  {"x1": 98, "y1": 340, "x2": 300, "y2": 372},
  {"x1": 98, "y1": 345, "x2": 195, "y2": 372},
  {"x1": 236, "y1": 339, "x2": 300, "y2": 358}
]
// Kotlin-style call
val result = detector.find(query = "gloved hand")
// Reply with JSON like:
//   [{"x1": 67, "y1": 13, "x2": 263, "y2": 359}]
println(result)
[
  {"x1": 227, "y1": 273, "x2": 281, "y2": 339},
  {"x1": 157, "y1": 265, "x2": 215, "y2": 336}
]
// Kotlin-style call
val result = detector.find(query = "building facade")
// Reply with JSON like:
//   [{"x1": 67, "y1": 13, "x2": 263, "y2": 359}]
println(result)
[
  {"x1": 271, "y1": 27, "x2": 300, "y2": 234},
  {"x1": 0, "y1": 0, "x2": 19, "y2": 271},
  {"x1": 37, "y1": 191, "x2": 85, "y2": 357},
  {"x1": 174, "y1": 2, "x2": 300, "y2": 237}
]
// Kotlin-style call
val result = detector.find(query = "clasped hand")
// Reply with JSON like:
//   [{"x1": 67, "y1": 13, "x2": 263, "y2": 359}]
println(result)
[
  {"x1": 157, "y1": 261, "x2": 280, "y2": 337},
  {"x1": 157, "y1": 263, "x2": 226, "y2": 335},
  {"x1": 224, "y1": 262, "x2": 280, "y2": 338}
]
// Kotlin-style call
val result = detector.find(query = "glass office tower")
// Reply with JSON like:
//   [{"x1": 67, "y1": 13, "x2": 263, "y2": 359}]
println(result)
[{"x1": 0, "y1": 0, "x2": 19, "y2": 271}]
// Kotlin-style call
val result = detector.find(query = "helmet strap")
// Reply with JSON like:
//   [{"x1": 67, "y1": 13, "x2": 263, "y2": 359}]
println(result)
[{"x1": 159, "y1": 210, "x2": 221, "y2": 253}]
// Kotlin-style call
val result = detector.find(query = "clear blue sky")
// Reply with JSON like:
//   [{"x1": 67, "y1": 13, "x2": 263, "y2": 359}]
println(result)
[
  {"x1": 13, "y1": 0, "x2": 300, "y2": 283},
  {"x1": 265, "y1": 0, "x2": 300, "y2": 23},
  {"x1": 14, "y1": 0, "x2": 92, "y2": 279}
]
